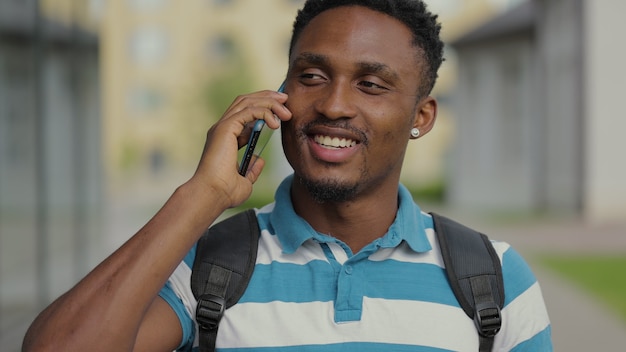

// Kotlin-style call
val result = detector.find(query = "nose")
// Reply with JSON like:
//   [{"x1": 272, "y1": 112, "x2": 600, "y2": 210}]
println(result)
[{"x1": 314, "y1": 81, "x2": 358, "y2": 120}]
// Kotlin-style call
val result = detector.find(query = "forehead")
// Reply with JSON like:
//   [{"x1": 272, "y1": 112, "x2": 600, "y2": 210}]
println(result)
[{"x1": 290, "y1": 6, "x2": 422, "y2": 77}]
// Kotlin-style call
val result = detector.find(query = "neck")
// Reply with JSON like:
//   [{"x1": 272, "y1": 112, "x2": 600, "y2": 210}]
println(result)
[{"x1": 290, "y1": 177, "x2": 400, "y2": 253}]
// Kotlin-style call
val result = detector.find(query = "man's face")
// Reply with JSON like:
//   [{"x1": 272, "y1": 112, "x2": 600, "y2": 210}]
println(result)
[{"x1": 282, "y1": 5, "x2": 429, "y2": 202}]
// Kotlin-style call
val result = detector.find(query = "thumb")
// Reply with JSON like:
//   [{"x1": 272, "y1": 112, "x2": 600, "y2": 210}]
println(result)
[{"x1": 244, "y1": 156, "x2": 265, "y2": 183}]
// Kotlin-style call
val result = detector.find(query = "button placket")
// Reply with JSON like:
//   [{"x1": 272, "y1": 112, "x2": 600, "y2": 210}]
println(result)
[{"x1": 334, "y1": 258, "x2": 364, "y2": 323}]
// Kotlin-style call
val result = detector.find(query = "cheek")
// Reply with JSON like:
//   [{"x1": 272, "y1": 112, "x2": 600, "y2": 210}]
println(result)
[
  {"x1": 285, "y1": 91, "x2": 308, "y2": 115},
  {"x1": 379, "y1": 130, "x2": 409, "y2": 156},
  {"x1": 280, "y1": 122, "x2": 297, "y2": 151},
  {"x1": 368, "y1": 118, "x2": 412, "y2": 161},
  {"x1": 374, "y1": 111, "x2": 412, "y2": 146},
  {"x1": 280, "y1": 119, "x2": 306, "y2": 166}
]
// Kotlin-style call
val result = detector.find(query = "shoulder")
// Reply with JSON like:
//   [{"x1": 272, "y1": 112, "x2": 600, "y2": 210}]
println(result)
[
  {"x1": 490, "y1": 241, "x2": 540, "y2": 305},
  {"x1": 488, "y1": 241, "x2": 552, "y2": 349}
]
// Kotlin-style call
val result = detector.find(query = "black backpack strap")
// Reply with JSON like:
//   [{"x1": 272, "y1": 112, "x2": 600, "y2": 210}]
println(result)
[
  {"x1": 191, "y1": 209, "x2": 260, "y2": 352},
  {"x1": 431, "y1": 212, "x2": 504, "y2": 352}
]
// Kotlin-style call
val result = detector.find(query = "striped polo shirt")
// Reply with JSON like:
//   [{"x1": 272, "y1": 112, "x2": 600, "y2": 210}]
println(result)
[{"x1": 159, "y1": 175, "x2": 552, "y2": 351}]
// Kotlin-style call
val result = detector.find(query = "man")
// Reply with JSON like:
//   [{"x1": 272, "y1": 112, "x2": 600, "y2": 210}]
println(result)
[{"x1": 23, "y1": 1, "x2": 552, "y2": 351}]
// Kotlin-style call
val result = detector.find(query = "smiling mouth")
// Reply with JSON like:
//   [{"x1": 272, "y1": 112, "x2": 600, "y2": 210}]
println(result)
[{"x1": 313, "y1": 135, "x2": 358, "y2": 149}]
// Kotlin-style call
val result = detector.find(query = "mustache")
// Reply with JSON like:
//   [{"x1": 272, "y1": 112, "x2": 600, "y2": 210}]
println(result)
[{"x1": 299, "y1": 120, "x2": 369, "y2": 146}]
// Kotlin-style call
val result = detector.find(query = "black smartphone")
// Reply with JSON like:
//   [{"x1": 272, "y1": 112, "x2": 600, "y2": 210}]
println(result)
[{"x1": 238, "y1": 82, "x2": 286, "y2": 176}]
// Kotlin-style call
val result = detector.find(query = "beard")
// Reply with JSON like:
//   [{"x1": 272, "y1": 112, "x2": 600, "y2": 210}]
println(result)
[
  {"x1": 287, "y1": 119, "x2": 371, "y2": 203},
  {"x1": 298, "y1": 176, "x2": 360, "y2": 204}
]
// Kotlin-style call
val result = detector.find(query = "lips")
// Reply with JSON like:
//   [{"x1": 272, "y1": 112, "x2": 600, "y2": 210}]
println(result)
[{"x1": 306, "y1": 132, "x2": 361, "y2": 164}]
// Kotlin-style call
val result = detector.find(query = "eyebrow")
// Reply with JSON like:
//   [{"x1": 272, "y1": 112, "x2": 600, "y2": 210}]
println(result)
[
  {"x1": 291, "y1": 52, "x2": 400, "y2": 81},
  {"x1": 291, "y1": 52, "x2": 329, "y2": 67},
  {"x1": 356, "y1": 61, "x2": 399, "y2": 81}
]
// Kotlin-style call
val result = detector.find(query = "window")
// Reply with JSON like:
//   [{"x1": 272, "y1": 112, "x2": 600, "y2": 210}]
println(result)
[
  {"x1": 149, "y1": 148, "x2": 166, "y2": 175},
  {"x1": 210, "y1": 0, "x2": 235, "y2": 7},
  {"x1": 206, "y1": 34, "x2": 236, "y2": 63},
  {"x1": 127, "y1": 86, "x2": 165, "y2": 113},
  {"x1": 89, "y1": 0, "x2": 105, "y2": 20},
  {"x1": 128, "y1": 27, "x2": 168, "y2": 65},
  {"x1": 129, "y1": 0, "x2": 166, "y2": 10}
]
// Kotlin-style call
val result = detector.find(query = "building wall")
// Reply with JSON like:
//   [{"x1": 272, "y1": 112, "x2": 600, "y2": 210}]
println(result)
[
  {"x1": 0, "y1": 2, "x2": 101, "y2": 348},
  {"x1": 101, "y1": 0, "x2": 304, "y2": 195},
  {"x1": 450, "y1": 32, "x2": 539, "y2": 210},
  {"x1": 583, "y1": 0, "x2": 626, "y2": 222},
  {"x1": 0, "y1": 44, "x2": 101, "y2": 351},
  {"x1": 449, "y1": 0, "x2": 626, "y2": 222},
  {"x1": 535, "y1": 0, "x2": 585, "y2": 212},
  {"x1": 100, "y1": 0, "x2": 512, "y2": 198}
]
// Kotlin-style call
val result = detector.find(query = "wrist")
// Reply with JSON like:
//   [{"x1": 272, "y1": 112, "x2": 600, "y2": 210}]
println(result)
[{"x1": 178, "y1": 177, "x2": 232, "y2": 212}]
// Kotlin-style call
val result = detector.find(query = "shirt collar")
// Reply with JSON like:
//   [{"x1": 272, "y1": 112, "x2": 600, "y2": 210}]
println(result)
[{"x1": 269, "y1": 175, "x2": 432, "y2": 254}]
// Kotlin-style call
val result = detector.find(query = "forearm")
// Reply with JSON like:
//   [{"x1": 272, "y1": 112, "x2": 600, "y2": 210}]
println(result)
[
  {"x1": 22, "y1": 88, "x2": 290, "y2": 352},
  {"x1": 22, "y1": 181, "x2": 229, "y2": 352}
]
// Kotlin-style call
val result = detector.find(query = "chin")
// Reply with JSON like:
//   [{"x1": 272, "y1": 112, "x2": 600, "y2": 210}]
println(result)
[{"x1": 296, "y1": 172, "x2": 362, "y2": 204}]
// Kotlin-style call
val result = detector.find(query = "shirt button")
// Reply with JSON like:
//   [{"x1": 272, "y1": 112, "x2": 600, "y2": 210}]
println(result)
[{"x1": 344, "y1": 265, "x2": 353, "y2": 275}]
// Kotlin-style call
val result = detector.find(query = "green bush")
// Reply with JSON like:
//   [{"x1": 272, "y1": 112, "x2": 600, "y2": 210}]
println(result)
[{"x1": 408, "y1": 180, "x2": 446, "y2": 203}]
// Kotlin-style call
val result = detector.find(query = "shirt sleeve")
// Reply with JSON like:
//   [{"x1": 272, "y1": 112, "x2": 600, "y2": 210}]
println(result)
[
  {"x1": 495, "y1": 242, "x2": 553, "y2": 351},
  {"x1": 157, "y1": 246, "x2": 199, "y2": 351}
]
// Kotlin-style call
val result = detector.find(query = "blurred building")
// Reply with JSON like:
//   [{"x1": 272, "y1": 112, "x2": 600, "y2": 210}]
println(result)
[
  {"x1": 9, "y1": 0, "x2": 605, "y2": 349},
  {"x1": 449, "y1": 0, "x2": 626, "y2": 222},
  {"x1": 101, "y1": 0, "x2": 305, "y2": 197},
  {"x1": 100, "y1": 0, "x2": 522, "y2": 202},
  {"x1": 402, "y1": 0, "x2": 519, "y2": 193},
  {"x1": 0, "y1": 0, "x2": 101, "y2": 349}
]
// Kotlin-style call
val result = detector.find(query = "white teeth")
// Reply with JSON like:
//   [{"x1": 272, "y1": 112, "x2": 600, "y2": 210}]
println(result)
[{"x1": 314, "y1": 135, "x2": 357, "y2": 148}]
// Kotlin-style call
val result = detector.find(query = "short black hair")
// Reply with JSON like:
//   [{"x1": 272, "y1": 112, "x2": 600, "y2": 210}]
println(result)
[{"x1": 289, "y1": 0, "x2": 444, "y2": 98}]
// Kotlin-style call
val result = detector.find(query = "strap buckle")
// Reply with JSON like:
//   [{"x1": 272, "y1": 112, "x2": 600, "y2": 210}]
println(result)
[
  {"x1": 474, "y1": 301, "x2": 502, "y2": 337},
  {"x1": 196, "y1": 294, "x2": 225, "y2": 331}
]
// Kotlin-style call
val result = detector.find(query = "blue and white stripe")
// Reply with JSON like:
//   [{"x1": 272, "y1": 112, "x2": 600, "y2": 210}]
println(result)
[{"x1": 159, "y1": 176, "x2": 552, "y2": 351}]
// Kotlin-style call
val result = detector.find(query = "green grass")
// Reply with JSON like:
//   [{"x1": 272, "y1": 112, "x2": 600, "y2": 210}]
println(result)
[
  {"x1": 538, "y1": 254, "x2": 626, "y2": 321},
  {"x1": 408, "y1": 180, "x2": 446, "y2": 203}
]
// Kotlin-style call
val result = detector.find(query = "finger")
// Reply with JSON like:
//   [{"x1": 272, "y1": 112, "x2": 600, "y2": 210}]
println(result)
[
  {"x1": 228, "y1": 105, "x2": 287, "y2": 142},
  {"x1": 237, "y1": 122, "x2": 254, "y2": 149},
  {"x1": 244, "y1": 156, "x2": 265, "y2": 182},
  {"x1": 223, "y1": 92, "x2": 290, "y2": 127}
]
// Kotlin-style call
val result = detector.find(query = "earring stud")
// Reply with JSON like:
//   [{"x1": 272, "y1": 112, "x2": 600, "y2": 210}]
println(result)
[{"x1": 410, "y1": 128, "x2": 420, "y2": 138}]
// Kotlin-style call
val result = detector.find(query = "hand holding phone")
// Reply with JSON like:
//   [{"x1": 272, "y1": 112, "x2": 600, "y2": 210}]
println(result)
[{"x1": 238, "y1": 82, "x2": 286, "y2": 176}]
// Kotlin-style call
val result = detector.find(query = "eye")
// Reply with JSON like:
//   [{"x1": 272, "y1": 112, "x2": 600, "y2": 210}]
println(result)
[
  {"x1": 298, "y1": 71, "x2": 327, "y2": 85},
  {"x1": 358, "y1": 79, "x2": 389, "y2": 94}
]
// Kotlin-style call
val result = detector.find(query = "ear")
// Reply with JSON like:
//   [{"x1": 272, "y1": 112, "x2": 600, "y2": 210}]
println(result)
[{"x1": 411, "y1": 96, "x2": 437, "y2": 139}]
